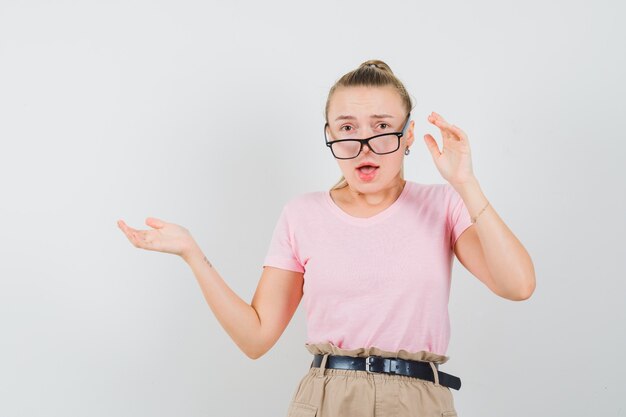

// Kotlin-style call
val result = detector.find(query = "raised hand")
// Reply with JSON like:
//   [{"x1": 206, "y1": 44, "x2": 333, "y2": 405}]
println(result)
[
  {"x1": 117, "y1": 217, "x2": 198, "y2": 258},
  {"x1": 423, "y1": 111, "x2": 476, "y2": 187}
]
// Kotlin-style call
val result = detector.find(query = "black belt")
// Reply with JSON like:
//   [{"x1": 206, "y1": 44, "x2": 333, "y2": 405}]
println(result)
[{"x1": 310, "y1": 354, "x2": 461, "y2": 391}]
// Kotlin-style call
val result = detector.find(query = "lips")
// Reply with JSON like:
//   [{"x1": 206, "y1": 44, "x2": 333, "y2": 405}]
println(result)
[
  {"x1": 356, "y1": 163, "x2": 379, "y2": 181},
  {"x1": 355, "y1": 161, "x2": 380, "y2": 169}
]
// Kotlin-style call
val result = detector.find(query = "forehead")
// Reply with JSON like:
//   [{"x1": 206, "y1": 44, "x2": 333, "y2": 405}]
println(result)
[{"x1": 328, "y1": 85, "x2": 404, "y2": 120}]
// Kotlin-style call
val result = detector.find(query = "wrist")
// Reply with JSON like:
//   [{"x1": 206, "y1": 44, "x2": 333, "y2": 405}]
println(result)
[
  {"x1": 451, "y1": 176, "x2": 480, "y2": 193},
  {"x1": 181, "y1": 241, "x2": 203, "y2": 263}
]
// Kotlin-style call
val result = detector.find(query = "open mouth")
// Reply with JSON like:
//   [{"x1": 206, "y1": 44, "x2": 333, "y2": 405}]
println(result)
[{"x1": 357, "y1": 165, "x2": 379, "y2": 174}]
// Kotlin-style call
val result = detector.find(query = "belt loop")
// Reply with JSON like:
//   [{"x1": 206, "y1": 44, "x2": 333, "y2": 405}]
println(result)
[
  {"x1": 317, "y1": 353, "x2": 329, "y2": 378},
  {"x1": 429, "y1": 362, "x2": 440, "y2": 386}
]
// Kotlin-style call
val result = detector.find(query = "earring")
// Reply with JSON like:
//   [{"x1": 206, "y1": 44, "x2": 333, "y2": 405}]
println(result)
[{"x1": 404, "y1": 147, "x2": 410, "y2": 155}]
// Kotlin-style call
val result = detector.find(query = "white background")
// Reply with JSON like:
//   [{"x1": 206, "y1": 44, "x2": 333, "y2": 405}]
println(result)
[{"x1": 1, "y1": 0, "x2": 624, "y2": 416}]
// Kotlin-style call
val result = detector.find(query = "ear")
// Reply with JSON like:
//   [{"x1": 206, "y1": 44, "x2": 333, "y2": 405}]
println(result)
[{"x1": 406, "y1": 120, "x2": 415, "y2": 147}]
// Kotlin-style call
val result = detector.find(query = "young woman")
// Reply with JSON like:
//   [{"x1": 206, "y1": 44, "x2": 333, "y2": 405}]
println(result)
[{"x1": 117, "y1": 59, "x2": 535, "y2": 417}]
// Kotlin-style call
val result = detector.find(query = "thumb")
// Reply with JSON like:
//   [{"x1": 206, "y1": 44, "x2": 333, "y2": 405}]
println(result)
[
  {"x1": 423, "y1": 134, "x2": 441, "y2": 158},
  {"x1": 146, "y1": 217, "x2": 165, "y2": 229}
]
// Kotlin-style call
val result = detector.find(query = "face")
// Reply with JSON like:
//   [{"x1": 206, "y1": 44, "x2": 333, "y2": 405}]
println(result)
[{"x1": 325, "y1": 85, "x2": 415, "y2": 193}]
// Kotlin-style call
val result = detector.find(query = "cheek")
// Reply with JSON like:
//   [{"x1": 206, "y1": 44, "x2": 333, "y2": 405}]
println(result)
[
  {"x1": 377, "y1": 156, "x2": 404, "y2": 178},
  {"x1": 381, "y1": 153, "x2": 404, "y2": 169},
  {"x1": 337, "y1": 161, "x2": 353, "y2": 176}
]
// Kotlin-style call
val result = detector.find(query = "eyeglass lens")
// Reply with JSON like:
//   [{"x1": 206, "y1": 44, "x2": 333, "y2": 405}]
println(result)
[{"x1": 331, "y1": 135, "x2": 399, "y2": 159}]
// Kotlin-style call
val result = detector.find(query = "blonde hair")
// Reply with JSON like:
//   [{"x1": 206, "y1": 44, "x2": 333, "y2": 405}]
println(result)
[{"x1": 326, "y1": 59, "x2": 415, "y2": 191}]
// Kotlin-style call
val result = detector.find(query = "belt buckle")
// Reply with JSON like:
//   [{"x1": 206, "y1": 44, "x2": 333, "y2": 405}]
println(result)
[
  {"x1": 364, "y1": 356, "x2": 397, "y2": 374},
  {"x1": 364, "y1": 356, "x2": 373, "y2": 373}
]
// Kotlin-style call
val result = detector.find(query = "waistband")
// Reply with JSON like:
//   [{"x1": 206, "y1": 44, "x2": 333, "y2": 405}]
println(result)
[
  {"x1": 304, "y1": 342, "x2": 450, "y2": 365},
  {"x1": 310, "y1": 353, "x2": 462, "y2": 390}
]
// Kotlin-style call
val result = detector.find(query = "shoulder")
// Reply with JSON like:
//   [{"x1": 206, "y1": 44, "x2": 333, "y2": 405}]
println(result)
[
  {"x1": 276, "y1": 190, "x2": 328, "y2": 222},
  {"x1": 401, "y1": 181, "x2": 461, "y2": 218},
  {"x1": 283, "y1": 190, "x2": 324, "y2": 209},
  {"x1": 405, "y1": 180, "x2": 450, "y2": 201}
]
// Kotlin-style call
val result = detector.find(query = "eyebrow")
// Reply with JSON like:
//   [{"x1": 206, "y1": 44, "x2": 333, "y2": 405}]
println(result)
[{"x1": 334, "y1": 114, "x2": 395, "y2": 121}]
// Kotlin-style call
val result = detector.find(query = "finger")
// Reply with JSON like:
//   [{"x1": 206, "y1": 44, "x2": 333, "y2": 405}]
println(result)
[
  {"x1": 146, "y1": 217, "x2": 165, "y2": 229},
  {"x1": 117, "y1": 220, "x2": 135, "y2": 234},
  {"x1": 423, "y1": 134, "x2": 441, "y2": 158},
  {"x1": 427, "y1": 113, "x2": 456, "y2": 140},
  {"x1": 118, "y1": 220, "x2": 146, "y2": 248},
  {"x1": 129, "y1": 230, "x2": 145, "y2": 248},
  {"x1": 428, "y1": 113, "x2": 461, "y2": 142},
  {"x1": 449, "y1": 124, "x2": 468, "y2": 141},
  {"x1": 429, "y1": 112, "x2": 454, "y2": 133},
  {"x1": 118, "y1": 220, "x2": 140, "y2": 236},
  {"x1": 428, "y1": 111, "x2": 449, "y2": 126},
  {"x1": 122, "y1": 227, "x2": 143, "y2": 248}
]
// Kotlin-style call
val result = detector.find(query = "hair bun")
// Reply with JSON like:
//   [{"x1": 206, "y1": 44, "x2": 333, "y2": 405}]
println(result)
[{"x1": 359, "y1": 59, "x2": 393, "y2": 74}]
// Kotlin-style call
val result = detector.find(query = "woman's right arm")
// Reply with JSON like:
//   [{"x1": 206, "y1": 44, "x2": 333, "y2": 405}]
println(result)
[
  {"x1": 182, "y1": 245, "x2": 304, "y2": 359},
  {"x1": 118, "y1": 217, "x2": 304, "y2": 360}
]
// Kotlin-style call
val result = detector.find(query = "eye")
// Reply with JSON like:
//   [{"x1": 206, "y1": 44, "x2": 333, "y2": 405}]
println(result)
[
  {"x1": 340, "y1": 125, "x2": 353, "y2": 132},
  {"x1": 378, "y1": 123, "x2": 389, "y2": 129}
]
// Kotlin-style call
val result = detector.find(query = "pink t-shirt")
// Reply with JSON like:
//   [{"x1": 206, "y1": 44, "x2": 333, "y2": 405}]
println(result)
[{"x1": 262, "y1": 180, "x2": 473, "y2": 356}]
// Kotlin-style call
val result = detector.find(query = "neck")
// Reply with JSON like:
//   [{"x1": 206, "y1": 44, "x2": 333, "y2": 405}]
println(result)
[{"x1": 346, "y1": 178, "x2": 406, "y2": 206}]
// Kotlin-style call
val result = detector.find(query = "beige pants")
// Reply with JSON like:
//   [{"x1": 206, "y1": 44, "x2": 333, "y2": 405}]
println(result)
[{"x1": 286, "y1": 342, "x2": 458, "y2": 417}]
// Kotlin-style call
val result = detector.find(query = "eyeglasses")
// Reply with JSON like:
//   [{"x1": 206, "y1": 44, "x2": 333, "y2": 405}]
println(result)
[{"x1": 324, "y1": 113, "x2": 411, "y2": 160}]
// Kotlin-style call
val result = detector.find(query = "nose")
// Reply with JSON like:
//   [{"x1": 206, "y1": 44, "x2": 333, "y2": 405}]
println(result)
[{"x1": 360, "y1": 141, "x2": 372, "y2": 155}]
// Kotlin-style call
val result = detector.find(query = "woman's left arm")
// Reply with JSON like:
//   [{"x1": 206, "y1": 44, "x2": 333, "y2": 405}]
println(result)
[
  {"x1": 423, "y1": 111, "x2": 536, "y2": 301},
  {"x1": 453, "y1": 177, "x2": 536, "y2": 301}
]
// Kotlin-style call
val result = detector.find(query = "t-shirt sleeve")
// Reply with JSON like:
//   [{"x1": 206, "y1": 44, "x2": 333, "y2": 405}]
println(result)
[
  {"x1": 447, "y1": 184, "x2": 473, "y2": 250},
  {"x1": 262, "y1": 205, "x2": 305, "y2": 273}
]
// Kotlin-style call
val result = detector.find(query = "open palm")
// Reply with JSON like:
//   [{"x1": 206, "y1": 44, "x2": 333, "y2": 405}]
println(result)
[{"x1": 117, "y1": 217, "x2": 195, "y2": 257}]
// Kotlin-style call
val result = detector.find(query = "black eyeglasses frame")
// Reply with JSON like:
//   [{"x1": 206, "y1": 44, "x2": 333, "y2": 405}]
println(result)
[{"x1": 324, "y1": 112, "x2": 411, "y2": 160}]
